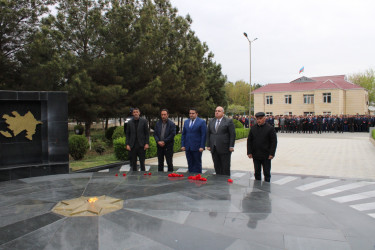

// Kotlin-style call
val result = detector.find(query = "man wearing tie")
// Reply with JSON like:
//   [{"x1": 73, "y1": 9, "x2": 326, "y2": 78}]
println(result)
[
  {"x1": 181, "y1": 108, "x2": 206, "y2": 173},
  {"x1": 206, "y1": 106, "x2": 236, "y2": 176}
]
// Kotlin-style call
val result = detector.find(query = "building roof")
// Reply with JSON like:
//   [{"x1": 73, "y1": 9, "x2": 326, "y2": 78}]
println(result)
[{"x1": 253, "y1": 75, "x2": 365, "y2": 93}]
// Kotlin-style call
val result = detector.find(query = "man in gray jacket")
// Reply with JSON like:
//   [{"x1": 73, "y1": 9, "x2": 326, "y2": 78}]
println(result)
[
  {"x1": 207, "y1": 106, "x2": 236, "y2": 176},
  {"x1": 126, "y1": 108, "x2": 149, "y2": 171}
]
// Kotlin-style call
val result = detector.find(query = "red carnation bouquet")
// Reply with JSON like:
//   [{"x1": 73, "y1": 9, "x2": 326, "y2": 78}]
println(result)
[{"x1": 188, "y1": 174, "x2": 207, "y2": 182}]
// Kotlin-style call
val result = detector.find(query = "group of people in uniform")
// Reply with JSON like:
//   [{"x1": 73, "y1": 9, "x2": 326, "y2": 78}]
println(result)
[{"x1": 233, "y1": 114, "x2": 375, "y2": 134}]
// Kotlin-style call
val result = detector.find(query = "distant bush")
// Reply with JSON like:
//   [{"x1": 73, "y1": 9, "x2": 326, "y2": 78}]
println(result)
[
  {"x1": 145, "y1": 137, "x2": 157, "y2": 159},
  {"x1": 113, "y1": 135, "x2": 182, "y2": 161},
  {"x1": 235, "y1": 128, "x2": 250, "y2": 140},
  {"x1": 112, "y1": 126, "x2": 125, "y2": 140},
  {"x1": 113, "y1": 137, "x2": 129, "y2": 161},
  {"x1": 93, "y1": 140, "x2": 106, "y2": 155},
  {"x1": 174, "y1": 134, "x2": 182, "y2": 152},
  {"x1": 91, "y1": 132, "x2": 106, "y2": 143},
  {"x1": 74, "y1": 124, "x2": 84, "y2": 135},
  {"x1": 372, "y1": 129, "x2": 375, "y2": 139},
  {"x1": 105, "y1": 126, "x2": 117, "y2": 141},
  {"x1": 69, "y1": 135, "x2": 89, "y2": 160},
  {"x1": 232, "y1": 119, "x2": 244, "y2": 129}
]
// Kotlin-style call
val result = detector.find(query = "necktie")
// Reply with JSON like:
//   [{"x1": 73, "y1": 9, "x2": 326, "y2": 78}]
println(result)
[
  {"x1": 215, "y1": 119, "x2": 220, "y2": 132},
  {"x1": 190, "y1": 119, "x2": 194, "y2": 128}
]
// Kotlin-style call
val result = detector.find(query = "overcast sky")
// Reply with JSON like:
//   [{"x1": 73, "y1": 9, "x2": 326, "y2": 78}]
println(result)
[{"x1": 169, "y1": 0, "x2": 375, "y2": 85}]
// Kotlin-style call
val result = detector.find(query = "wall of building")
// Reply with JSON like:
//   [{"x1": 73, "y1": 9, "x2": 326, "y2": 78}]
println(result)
[{"x1": 254, "y1": 88, "x2": 368, "y2": 116}]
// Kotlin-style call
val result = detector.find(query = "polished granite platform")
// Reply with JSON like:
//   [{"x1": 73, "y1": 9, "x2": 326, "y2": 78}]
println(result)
[{"x1": 1, "y1": 166, "x2": 375, "y2": 250}]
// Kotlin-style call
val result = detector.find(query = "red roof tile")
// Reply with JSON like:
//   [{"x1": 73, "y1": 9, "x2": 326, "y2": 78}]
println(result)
[{"x1": 253, "y1": 75, "x2": 364, "y2": 93}]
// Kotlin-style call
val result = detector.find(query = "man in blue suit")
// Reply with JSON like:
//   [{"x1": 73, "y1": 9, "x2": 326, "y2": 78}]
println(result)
[{"x1": 181, "y1": 108, "x2": 206, "y2": 173}]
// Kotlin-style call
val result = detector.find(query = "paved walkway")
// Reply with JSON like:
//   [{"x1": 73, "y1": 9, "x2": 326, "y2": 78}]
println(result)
[{"x1": 147, "y1": 132, "x2": 375, "y2": 180}]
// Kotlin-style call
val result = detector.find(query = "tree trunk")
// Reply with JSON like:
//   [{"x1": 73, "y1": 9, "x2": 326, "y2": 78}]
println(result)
[
  {"x1": 85, "y1": 122, "x2": 91, "y2": 137},
  {"x1": 105, "y1": 118, "x2": 108, "y2": 130},
  {"x1": 119, "y1": 117, "x2": 122, "y2": 126}
]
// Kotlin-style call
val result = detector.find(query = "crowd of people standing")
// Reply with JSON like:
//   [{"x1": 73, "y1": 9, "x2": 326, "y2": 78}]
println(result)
[{"x1": 233, "y1": 114, "x2": 375, "y2": 133}]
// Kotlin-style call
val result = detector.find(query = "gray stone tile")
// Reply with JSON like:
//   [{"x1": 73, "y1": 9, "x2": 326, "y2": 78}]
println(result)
[
  {"x1": 0, "y1": 219, "x2": 65, "y2": 250},
  {"x1": 99, "y1": 217, "x2": 173, "y2": 250},
  {"x1": 125, "y1": 208, "x2": 191, "y2": 224},
  {"x1": 0, "y1": 200, "x2": 56, "y2": 227},
  {"x1": 44, "y1": 217, "x2": 98, "y2": 250},
  {"x1": 284, "y1": 234, "x2": 351, "y2": 250},
  {"x1": 0, "y1": 213, "x2": 63, "y2": 245},
  {"x1": 103, "y1": 209, "x2": 237, "y2": 249}
]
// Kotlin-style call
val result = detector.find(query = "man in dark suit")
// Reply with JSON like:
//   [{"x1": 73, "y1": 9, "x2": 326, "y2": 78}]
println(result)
[
  {"x1": 206, "y1": 106, "x2": 236, "y2": 176},
  {"x1": 126, "y1": 108, "x2": 149, "y2": 171},
  {"x1": 154, "y1": 109, "x2": 176, "y2": 172},
  {"x1": 247, "y1": 112, "x2": 277, "y2": 182},
  {"x1": 181, "y1": 108, "x2": 206, "y2": 173}
]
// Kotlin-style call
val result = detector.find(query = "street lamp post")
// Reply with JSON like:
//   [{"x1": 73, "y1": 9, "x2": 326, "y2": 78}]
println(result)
[{"x1": 243, "y1": 33, "x2": 257, "y2": 118}]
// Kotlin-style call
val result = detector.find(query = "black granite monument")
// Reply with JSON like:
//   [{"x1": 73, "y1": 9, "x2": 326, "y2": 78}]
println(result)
[{"x1": 0, "y1": 91, "x2": 69, "y2": 181}]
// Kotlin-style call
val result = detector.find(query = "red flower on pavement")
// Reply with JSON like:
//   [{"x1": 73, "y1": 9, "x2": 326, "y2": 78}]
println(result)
[
  {"x1": 168, "y1": 173, "x2": 184, "y2": 178},
  {"x1": 123, "y1": 173, "x2": 126, "y2": 177},
  {"x1": 148, "y1": 172, "x2": 152, "y2": 175},
  {"x1": 143, "y1": 173, "x2": 147, "y2": 175},
  {"x1": 115, "y1": 174, "x2": 118, "y2": 177},
  {"x1": 188, "y1": 174, "x2": 207, "y2": 182},
  {"x1": 228, "y1": 179, "x2": 233, "y2": 183}
]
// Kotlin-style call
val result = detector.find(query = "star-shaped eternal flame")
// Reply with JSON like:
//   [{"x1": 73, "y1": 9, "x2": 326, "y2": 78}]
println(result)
[{"x1": 52, "y1": 195, "x2": 123, "y2": 217}]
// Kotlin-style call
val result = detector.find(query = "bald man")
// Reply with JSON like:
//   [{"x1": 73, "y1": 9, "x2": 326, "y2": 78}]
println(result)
[{"x1": 206, "y1": 106, "x2": 236, "y2": 176}]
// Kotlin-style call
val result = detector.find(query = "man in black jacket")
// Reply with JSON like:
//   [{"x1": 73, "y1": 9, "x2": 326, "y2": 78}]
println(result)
[
  {"x1": 154, "y1": 109, "x2": 176, "y2": 172},
  {"x1": 247, "y1": 112, "x2": 277, "y2": 182},
  {"x1": 126, "y1": 108, "x2": 149, "y2": 171}
]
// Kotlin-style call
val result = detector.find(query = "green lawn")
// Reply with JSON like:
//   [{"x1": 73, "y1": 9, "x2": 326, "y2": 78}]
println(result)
[{"x1": 69, "y1": 150, "x2": 120, "y2": 171}]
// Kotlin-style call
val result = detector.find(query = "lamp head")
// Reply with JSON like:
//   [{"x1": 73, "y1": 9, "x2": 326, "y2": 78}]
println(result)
[{"x1": 243, "y1": 32, "x2": 248, "y2": 38}]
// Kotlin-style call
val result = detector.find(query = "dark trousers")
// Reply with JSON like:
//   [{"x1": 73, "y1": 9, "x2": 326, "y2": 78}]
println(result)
[
  {"x1": 253, "y1": 158, "x2": 271, "y2": 182},
  {"x1": 185, "y1": 150, "x2": 202, "y2": 173},
  {"x1": 130, "y1": 145, "x2": 146, "y2": 171},
  {"x1": 211, "y1": 148, "x2": 231, "y2": 176},
  {"x1": 157, "y1": 145, "x2": 173, "y2": 172}
]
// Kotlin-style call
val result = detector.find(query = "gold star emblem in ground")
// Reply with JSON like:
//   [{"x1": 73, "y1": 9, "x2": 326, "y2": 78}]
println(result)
[
  {"x1": 0, "y1": 111, "x2": 42, "y2": 140},
  {"x1": 52, "y1": 195, "x2": 124, "y2": 217}
]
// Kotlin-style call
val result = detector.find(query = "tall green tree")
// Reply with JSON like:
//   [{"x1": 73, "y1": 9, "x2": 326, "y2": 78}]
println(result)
[
  {"x1": 349, "y1": 69, "x2": 375, "y2": 105},
  {"x1": 0, "y1": 0, "x2": 55, "y2": 88},
  {"x1": 49, "y1": 0, "x2": 128, "y2": 136}
]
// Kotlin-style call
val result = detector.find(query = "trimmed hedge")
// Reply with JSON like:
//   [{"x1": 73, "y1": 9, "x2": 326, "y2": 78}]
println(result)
[
  {"x1": 113, "y1": 137, "x2": 129, "y2": 161},
  {"x1": 232, "y1": 119, "x2": 244, "y2": 128},
  {"x1": 235, "y1": 128, "x2": 250, "y2": 140},
  {"x1": 93, "y1": 140, "x2": 106, "y2": 155},
  {"x1": 112, "y1": 126, "x2": 125, "y2": 140},
  {"x1": 173, "y1": 134, "x2": 182, "y2": 153},
  {"x1": 69, "y1": 135, "x2": 89, "y2": 160},
  {"x1": 105, "y1": 126, "x2": 117, "y2": 141},
  {"x1": 113, "y1": 134, "x2": 183, "y2": 161},
  {"x1": 372, "y1": 129, "x2": 375, "y2": 139}
]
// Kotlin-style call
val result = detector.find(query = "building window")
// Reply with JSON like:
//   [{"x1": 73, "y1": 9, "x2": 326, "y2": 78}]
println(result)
[
  {"x1": 303, "y1": 94, "x2": 314, "y2": 104},
  {"x1": 285, "y1": 95, "x2": 292, "y2": 104},
  {"x1": 284, "y1": 112, "x2": 292, "y2": 115},
  {"x1": 323, "y1": 111, "x2": 331, "y2": 115},
  {"x1": 323, "y1": 93, "x2": 331, "y2": 103},
  {"x1": 304, "y1": 112, "x2": 314, "y2": 115},
  {"x1": 266, "y1": 112, "x2": 273, "y2": 116},
  {"x1": 266, "y1": 96, "x2": 273, "y2": 105}
]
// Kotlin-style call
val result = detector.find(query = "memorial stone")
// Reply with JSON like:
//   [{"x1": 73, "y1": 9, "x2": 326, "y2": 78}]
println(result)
[{"x1": 0, "y1": 91, "x2": 69, "y2": 181}]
